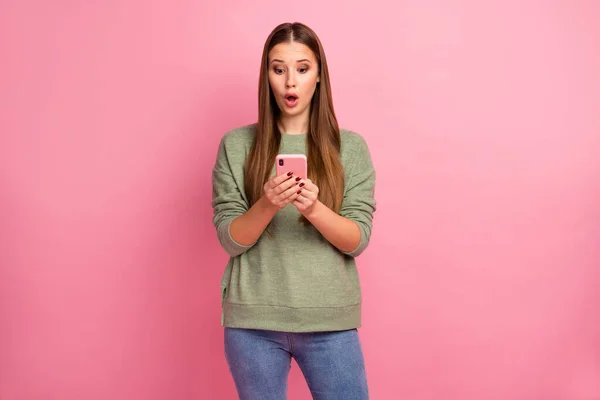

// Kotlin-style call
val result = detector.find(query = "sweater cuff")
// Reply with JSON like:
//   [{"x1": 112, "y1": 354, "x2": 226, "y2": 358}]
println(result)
[
  {"x1": 340, "y1": 222, "x2": 369, "y2": 258},
  {"x1": 219, "y1": 218, "x2": 255, "y2": 257}
]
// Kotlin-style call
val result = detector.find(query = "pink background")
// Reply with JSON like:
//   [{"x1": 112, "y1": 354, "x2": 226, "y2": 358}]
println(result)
[{"x1": 1, "y1": 1, "x2": 599, "y2": 399}]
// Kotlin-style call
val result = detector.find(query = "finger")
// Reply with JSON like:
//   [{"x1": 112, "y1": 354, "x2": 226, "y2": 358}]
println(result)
[
  {"x1": 297, "y1": 189, "x2": 315, "y2": 201},
  {"x1": 277, "y1": 183, "x2": 303, "y2": 203},
  {"x1": 292, "y1": 198, "x2": 306, "y2": 209},
  {"x1": 287, "y1": 189, "x2": 304, "y2": 204},
  {"x1": 277, "y1": 189, "x2": 302, "y2": 208},
  {"x1": 271, "y1": 171, "x2": 295, "y2": 187},
  {"x1": 293, "y1": 193, "x2": 309, "y2": 204},
  {"x1": 275, "y1": 175, "x2": 302, "y2": 195},
  {"x1": 297, "y1": 182, "x2": 318, "y2": 199},
  {"x1": 295, "y1": 181, "x2": 309, "y2": 193},
  {"x1": 298, "y1": 178, "x2": 318, "y2": 191},
  {"x1": 267, "y1": 176, "x2": 293, "y2": 194}
]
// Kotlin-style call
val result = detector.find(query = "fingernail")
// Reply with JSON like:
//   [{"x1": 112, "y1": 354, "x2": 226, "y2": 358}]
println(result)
[
  {"x1": 299, "y1": 182, "x2": 305, "y2": 187},
  {"x1": 297, "y1": 190, "x2": 302, "y2": 194},
  {"x1": 295, "y1": 177, "x2": 301, "y2": 181},
  {"x1": 287, "y1": 171, "x2": 293, "y2": 176}
]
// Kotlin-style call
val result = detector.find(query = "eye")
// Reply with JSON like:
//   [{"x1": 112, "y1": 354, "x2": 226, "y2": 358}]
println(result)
[
  {"x1": 299, "y1": 67, "x2": 308, "y2": 73},
  {"x1": 273, "y1": 68, "x2": 285, "y2": 74}
]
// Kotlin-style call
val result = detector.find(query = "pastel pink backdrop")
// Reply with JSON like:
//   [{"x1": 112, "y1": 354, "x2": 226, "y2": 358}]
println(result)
[{"x1": 1, "y1": 1, "x2": 598, "y2": 399}]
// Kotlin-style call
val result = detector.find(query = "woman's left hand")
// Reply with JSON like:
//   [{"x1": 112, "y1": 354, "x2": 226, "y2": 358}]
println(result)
[{"x1": 293, "y1": 178, "x2": 319, "y2": 216}]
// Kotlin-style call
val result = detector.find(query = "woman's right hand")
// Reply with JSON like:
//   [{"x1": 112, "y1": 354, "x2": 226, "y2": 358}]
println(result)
[{"x1": 263, "y1": 171, "x2": 303, "y2": 210}]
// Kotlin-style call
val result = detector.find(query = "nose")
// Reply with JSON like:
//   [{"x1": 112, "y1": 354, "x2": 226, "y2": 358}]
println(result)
[{"x1": 285, "y1": 71, "x2": 296, "y2": 88}]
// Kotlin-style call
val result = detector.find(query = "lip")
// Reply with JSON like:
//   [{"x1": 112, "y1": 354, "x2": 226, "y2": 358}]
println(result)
[{"x1": 284, "y1": 92, "x2": 299, "y2": 100}]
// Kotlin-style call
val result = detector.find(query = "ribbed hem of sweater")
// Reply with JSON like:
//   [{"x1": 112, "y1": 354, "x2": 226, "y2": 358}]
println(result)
[{"x1": 221, "y1": 302, "x2": 361, "y2": 332}]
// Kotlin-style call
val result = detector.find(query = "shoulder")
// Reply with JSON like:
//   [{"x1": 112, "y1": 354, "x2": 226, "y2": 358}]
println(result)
[
  {"x1": 339, "y1": 128, "x2": 370, "y2": 157},
  {"x1": 216, "y1": 123, "x2": 256, "y2": 161},
  {"x1": 221, "y1": 123, "x2": 256, "y2": 147},
  {"x1": 339, "y1": 128, "x2": 375, "y2": 175},
  {"x1": 214, "y1": 123, "x2": 256, "y2": 169}
]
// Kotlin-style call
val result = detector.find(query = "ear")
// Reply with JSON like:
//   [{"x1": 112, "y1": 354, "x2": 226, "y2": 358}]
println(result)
[{"x1": 317, "y1": 76, "x2": 321, "y2": 83}]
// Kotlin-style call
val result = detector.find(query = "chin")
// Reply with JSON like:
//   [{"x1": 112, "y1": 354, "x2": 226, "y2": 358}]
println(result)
[
  {"x1": 280, "y1": 105, "x2": 308, "y2": 117},
  {"x1": 282, "y1": 109, "x2": 301, "y2": 117}
]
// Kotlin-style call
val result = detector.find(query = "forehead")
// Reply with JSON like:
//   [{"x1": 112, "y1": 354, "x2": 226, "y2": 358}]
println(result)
[{"x1": 268, "y1": 41, "x2": 317, "y2": 63}]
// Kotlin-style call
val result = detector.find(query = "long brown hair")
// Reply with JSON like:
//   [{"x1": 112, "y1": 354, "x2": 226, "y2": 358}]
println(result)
[{"x1": 245, "y1": 22, "x2": 344, "y2": 224}]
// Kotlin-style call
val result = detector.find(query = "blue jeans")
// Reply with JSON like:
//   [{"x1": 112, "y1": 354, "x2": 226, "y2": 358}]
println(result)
[{"x1": 224, "y1": 327, "x2": 369, "y2": 400}]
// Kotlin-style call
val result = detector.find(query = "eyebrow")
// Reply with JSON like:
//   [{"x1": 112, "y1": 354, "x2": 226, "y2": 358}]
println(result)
[{"x1": 269, "y1": 59, "x2": 312, "y2": 64}]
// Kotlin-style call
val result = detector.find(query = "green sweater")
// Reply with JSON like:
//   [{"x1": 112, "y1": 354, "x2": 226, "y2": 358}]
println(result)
[{"x1": 211, "y1": 123, "x2": 376, "y2": 332}]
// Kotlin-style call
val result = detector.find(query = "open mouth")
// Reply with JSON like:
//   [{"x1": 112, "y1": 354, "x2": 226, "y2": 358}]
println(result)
[{"x1": 284, "y1": 94, "x2": 299, "y2": 107}]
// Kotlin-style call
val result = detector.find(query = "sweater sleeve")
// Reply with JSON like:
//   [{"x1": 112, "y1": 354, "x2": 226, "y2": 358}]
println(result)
[
  {"x1": 339, "y1": 135, "x2": 377, "y2": 257},
  {"x1": 211, "y1": 136, "x2": 255, "y2": 257}
]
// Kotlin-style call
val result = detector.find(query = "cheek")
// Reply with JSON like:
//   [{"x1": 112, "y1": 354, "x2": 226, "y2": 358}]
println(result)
[
  {"x1": 268, "y1": 75, "x2": 280, "y2": 92},
  {"x1": 301, "y1": 81, "x2": 318, "y2": 100}
]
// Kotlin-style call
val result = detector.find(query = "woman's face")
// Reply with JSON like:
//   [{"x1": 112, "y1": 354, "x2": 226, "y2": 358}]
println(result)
[{"x1": 267, "y1": 41, "x2": 320, "y2": 119}]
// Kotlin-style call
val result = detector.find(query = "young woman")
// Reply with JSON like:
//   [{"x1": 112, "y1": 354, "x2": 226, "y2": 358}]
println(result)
[{"x1": 211, "y1": 22, "x2": 376, "y2": 400}]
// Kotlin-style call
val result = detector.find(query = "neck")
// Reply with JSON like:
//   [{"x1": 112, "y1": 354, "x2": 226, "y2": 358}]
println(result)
[{"x1": 278, "y1": 112, "x2": 310, "y2": 135}]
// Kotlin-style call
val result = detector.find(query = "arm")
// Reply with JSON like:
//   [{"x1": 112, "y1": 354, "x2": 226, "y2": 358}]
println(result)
[
  {"x1": 231, "y1": 173, "x2": 305, "y2": 246},
  {"x1": 212, "y1": 137, "x2": 302, "y2": 256},
  {"x1": 229, "y1": 196, "x2": 278, "y2": 246},
  {"x1": 211, "y1": 166, "x2": 255, "y2": 257},
  {"x1": 294, "y1": 135, "x2": 377, "y2": 257},
  {"x1": 211, "y1": 135, "x2": 260, "y2": 257},
  {"x1": 304, "y1": 200, "x2": 362, "y2": 253}
]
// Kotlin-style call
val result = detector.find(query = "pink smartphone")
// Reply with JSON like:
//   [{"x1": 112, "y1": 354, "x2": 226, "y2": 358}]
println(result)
[{"x1": 275, "y1": 154, "x2": 307, "y2": 179}]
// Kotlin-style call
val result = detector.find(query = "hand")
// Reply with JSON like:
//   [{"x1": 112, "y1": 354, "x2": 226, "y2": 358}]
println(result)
[
  {"x1": 293, "y1": 178, "x2": 319, "y2": 216},
  {"x1": 263, "y1": 171, "x2": 303, "y2": 210}
]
